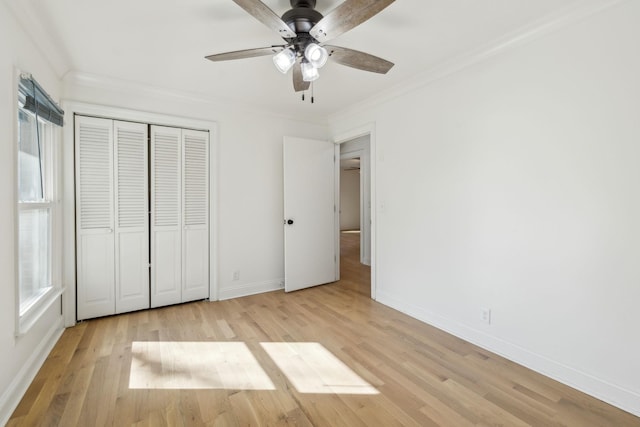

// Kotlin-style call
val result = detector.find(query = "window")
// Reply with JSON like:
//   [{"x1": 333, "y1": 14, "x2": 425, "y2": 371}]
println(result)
[{"x1": 16, "y1": 74, "x2": 63, "y2": 334}]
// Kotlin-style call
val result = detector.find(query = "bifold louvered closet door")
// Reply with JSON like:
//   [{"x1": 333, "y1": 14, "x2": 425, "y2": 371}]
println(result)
[
  {"x1": 151, "y1": 126, "x2": 209, "y2": 307},
  {"x1": 76, "y1": 116, "x2": 149, "y2": 320},
  {"x1": 76, "y1": 118, "x2": 209, "y2": 319}
]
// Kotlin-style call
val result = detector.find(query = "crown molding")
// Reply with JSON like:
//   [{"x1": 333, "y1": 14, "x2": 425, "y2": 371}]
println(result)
[
  {"x1": 2, "y1": 0, "x2": 71, "y2": 78},
  {"x1": 63, "y1": 71, "x2": 328, "y2": 126},
  {"x1": 328, "y1": 0, "x2": 627, "y2": 124}
]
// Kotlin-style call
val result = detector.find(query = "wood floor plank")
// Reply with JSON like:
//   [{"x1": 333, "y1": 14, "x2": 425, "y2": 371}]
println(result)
[
  {"x1": 8, "y1": 232, "x2": 639, "y2": 426},
  {"x1": 57, "y1": 364, "x2": 95, "y2": 426},
  {"x1": 441, "y1": 378, "x2": 530, "y2": 427}
]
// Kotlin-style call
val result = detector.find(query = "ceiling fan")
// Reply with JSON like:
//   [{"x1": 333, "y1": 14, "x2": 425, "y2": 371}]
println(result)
[{"x1": 205, "y1": 0, "x2": 395, "y2": 94}]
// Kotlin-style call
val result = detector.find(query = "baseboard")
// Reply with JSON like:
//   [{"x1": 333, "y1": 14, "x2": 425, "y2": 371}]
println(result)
[
  {"x1": 0, "y1": 317, "x2": 64, "y2": 425},
  {"x1": 218, "y1": 279, "x2": 284, "y2": 301},
  {"x1": 376, "y1": 290, "x2": 640, "y2": 417}
]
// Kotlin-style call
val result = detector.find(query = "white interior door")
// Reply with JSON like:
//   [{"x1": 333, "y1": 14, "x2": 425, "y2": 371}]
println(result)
[
  {"x1": 283, "y1": 137, "x2": 338, "y2": 292},
  {"x1": 150, "y1": 125, "x2": 182, "y2": 307},
  {"x1": 182, "y1": 129, "x2": 209, "y2": 302},
  {"x1": 114, "y1": 120, "x2": 149, "y2": 313},
  {"x1": 76, "y1": 116, "x2": 115, "y2": 320}
]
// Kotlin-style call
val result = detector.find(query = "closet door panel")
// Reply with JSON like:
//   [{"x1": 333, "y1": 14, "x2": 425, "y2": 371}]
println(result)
[
  {"x1": 76, "y1": 116, "x2": 115, "y2": 320},
  {"x1": 153, "y1": 231, "x2": 181, "y2": 301},
  {"x1": 116, "y1": 232, "x2": 148, "y2": 310},
  {"x1": 78, "y1": 232, "x2": 115, "y2": 319},
  {"x1": 182, "y1": 129, "x2": 209, "y2": 302},
  {"x1": 151, "y1": 126, "x2": 182, "y2": 307},
  {"x1": 114, "y1": 121, "x2": 149, "y2": 313},
  {"x1": 183, "y1": 229, "x2": 208, "y2": 300}
]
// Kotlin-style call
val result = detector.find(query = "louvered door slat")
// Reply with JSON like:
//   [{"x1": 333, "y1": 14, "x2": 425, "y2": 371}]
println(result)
[
  {"x1": 116, "y1": 127, "x2": 147, "y2": 229},
  {"x1": 78, "y1": 123, "x2": 113, "y2": 230},
  {"x1": 154, "y1": 134, "x2": 181, "y2": 227},
  {"x1": 183, "y1": 133, "x2": 208, "y2": 226}
]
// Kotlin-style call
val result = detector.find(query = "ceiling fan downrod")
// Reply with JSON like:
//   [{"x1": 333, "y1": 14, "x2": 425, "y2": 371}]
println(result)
[{"x1": 290, "y1": 0, "x2": 315, "y2": 6}]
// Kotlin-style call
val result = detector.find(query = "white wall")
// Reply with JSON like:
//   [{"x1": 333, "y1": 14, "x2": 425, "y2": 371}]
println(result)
[
  {"x1": 0, "y1": 1, "x2": 65, "y2": 423},
  {"x1": 340, "y1": 169, "x2": 360, "y2": 230},
  {"x1": 330, "y1": 0, "x2": 640, "y2": 416},
  {"x1": 62, "y1": 76, "x2": 329, "y2": 302}
]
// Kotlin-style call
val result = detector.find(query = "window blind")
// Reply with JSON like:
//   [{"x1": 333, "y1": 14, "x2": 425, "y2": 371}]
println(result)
[{"x1": 19, "y1": 74, "x2": 64, "y2": 127}]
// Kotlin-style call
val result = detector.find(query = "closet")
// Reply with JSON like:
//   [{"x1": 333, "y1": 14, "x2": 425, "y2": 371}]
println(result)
[{"x1": 75, "y1": 116, "x2": 209, "y2": 321}]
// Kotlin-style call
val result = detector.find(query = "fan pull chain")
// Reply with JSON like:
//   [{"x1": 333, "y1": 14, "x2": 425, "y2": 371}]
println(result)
[{"x1": 300, "y1": 85, "x2": 316, "y2": 104}]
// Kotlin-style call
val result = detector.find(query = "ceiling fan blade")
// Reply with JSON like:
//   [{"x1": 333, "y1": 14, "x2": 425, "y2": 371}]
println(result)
[
  {"x1": 325, "y1": 45, "x2": 394, "y2": 74},
  {"x1": 293, "y1": 61, "x2": 310, "y2": 92},
  {"x1": 205, "y1": 46, "x2": 282, "y2": 62},
  {"x1": 233, "y1": 0, "x2": 297, "y2": 38},
  {"x1": 310, "y1": 0, "x2": 395, "y2": 43}
]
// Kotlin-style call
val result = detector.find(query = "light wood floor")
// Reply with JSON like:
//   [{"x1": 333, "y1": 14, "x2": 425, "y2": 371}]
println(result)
[{"x1": 9, "y1": 233, "x2": 640, "y2": 426}]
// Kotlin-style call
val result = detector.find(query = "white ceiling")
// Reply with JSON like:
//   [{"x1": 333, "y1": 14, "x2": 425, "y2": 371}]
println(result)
[{"x1": 29, "y1": 0, "x2": 580, "y2": 118}]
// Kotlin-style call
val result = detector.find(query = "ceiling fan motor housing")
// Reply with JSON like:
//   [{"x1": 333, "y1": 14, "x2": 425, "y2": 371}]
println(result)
[{"x1": 282, "y1": 1, "x2": 323, "y2": 35}]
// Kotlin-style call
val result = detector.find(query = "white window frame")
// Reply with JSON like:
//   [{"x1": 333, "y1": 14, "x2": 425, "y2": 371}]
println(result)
[{"x1": 15, "y1": 73, "x2": 63, "y2": 336}]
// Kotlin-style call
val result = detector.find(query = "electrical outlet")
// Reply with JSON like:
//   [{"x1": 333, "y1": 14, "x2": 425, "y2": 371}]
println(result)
[
  {"x1": 481, "y1": 308, "x2": 491, "y2": 324},
  {"x1": 233, "y1": 270, "x2": 240, "y2": 281}
]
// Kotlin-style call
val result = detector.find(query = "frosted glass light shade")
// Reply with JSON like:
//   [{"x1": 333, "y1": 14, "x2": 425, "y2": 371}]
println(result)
[
  {"x1": 304, "y1": 43, "x2": 328, "y2": 68},
  {"x1": 273, "y1": 48, "x2": 296, "y2": 73},
  {"x1": 301, "y1": 62, "x2": 320, "y2": 82}
]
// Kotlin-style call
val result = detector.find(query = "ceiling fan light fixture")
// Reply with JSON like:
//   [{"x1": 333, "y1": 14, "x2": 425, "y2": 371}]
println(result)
[
  {"x1": 273, "y1": 48, "x2": 296, "y2": 73},
  {"x1": 304, "y1": 43, "x2": 328, "y2": 68},
  {"x1": 301, "y1": 61, "x2": 320, "y2": 82},
  {"x1": 206, "y1": 0, "x2": 396, "y2": 95}
]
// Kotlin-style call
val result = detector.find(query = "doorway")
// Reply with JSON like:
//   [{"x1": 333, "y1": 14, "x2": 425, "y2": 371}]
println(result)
[{"x1": 339, "y1": 135, "x2": 372, "y2": 297}]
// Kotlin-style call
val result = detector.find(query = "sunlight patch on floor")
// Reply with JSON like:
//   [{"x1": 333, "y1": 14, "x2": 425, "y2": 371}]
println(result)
[
  {"x1": 261, "y1": 342, "x2": 379, "y2": 395},
  {"x1": 129, "y1": 341, "x2": 276, "y2": 390}
]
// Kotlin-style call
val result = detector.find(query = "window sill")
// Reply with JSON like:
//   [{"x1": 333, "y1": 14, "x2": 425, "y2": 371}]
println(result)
[{"x1": 16, "y1": 287, "x2": 64, "y2": 337}]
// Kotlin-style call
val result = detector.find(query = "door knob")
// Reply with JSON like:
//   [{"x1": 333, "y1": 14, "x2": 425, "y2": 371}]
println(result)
[{"x1": 287, "y1": 219, "x2": 294, "y2": 225}]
